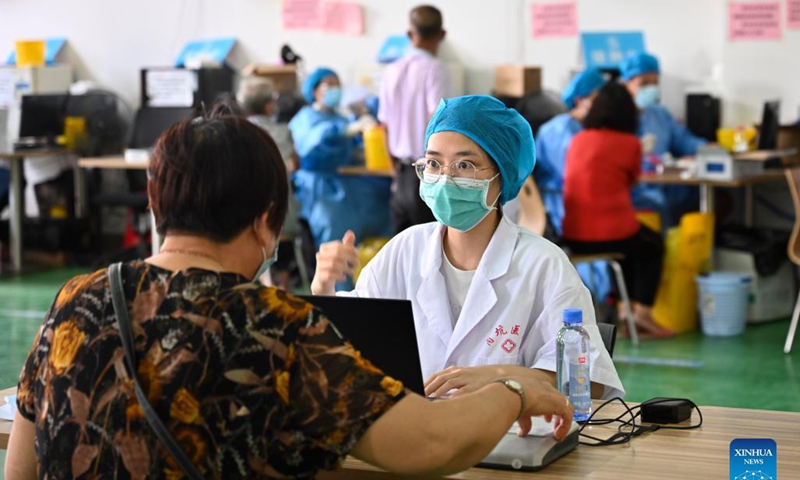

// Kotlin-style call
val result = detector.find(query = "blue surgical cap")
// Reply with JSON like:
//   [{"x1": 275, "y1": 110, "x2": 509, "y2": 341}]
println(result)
[
  {"x1": 302, "y1": 67, "x2": 337, "y2": 103},
  {"x1": 561, "y1": 68, "x2": 605, "y2": 109},
  {"x1": 424, "y1": 95, "x2": 536, "y2": 206},
  {"x1": 620, "y1": 53, "x2": 660, "y2": 81}
]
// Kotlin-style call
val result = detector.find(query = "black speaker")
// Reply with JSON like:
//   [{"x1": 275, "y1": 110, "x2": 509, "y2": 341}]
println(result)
[{"x1": 686, "y1": 94, "x2": 721, "y2": 142}]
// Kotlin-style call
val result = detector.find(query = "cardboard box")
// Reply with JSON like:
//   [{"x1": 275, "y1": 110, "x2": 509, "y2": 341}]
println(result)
[
  {"x1": 242, "y1": 64, "x2": 298, "y2": 93},
  {"x1": 778, "y1": 125, "x2": 800, "y2": 164},
  {"x1": 494, "y1": 65, "x2": 541, "y2": 98}
]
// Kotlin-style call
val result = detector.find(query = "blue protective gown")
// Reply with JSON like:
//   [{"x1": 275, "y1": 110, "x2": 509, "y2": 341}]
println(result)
[
  {"x1": 533, "y1": 113, "x2": 611, "y2": 302},
  {"x1": 289, "y1": 106, "x2": 392, "y2": 250},
  {"x1": 632, "y1": 105, "x2": 707, "y2": 226}
]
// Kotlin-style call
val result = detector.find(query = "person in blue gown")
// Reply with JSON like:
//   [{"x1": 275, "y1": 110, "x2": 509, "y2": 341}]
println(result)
[
  {"x1": 534, "y1": 68, "x2": 611, "y2": 302},
  {"x1": 620, "y1": 53, "x2": 708, "y2": 227},
  {"x1": 289, "y1": 67, "x2": 392, "y2": 257}
]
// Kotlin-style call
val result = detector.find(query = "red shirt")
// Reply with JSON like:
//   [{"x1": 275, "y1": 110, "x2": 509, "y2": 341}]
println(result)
[{"x1": 562, "y1": 129, "x2": 642, "y2": 242}]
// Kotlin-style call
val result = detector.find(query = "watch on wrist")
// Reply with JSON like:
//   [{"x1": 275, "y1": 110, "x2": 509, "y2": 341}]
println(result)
[{"x1": 494, "y1": 378, "x2": 526, "y2": 419}]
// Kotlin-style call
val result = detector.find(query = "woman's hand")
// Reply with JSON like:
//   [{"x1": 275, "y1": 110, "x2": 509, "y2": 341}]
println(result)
[
  {"x1": 310, "y1": 230, "x2": 360, "y2": 295},
  {"x1": 425, "y1": 365, "x2": 571, "y2": 439},
  {"x1": 514, "y1": 377, "x2": 574, "y2": 440}
]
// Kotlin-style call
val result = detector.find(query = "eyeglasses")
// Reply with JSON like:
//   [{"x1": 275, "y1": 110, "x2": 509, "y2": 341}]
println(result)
[{"x1": 414, "y1": 158, "x2": 496, "y2": 187}]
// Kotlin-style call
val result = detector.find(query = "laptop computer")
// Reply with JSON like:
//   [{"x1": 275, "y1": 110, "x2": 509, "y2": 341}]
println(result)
[{"x1": 298, "y1": 295, "x2": 425, "y2": 395}]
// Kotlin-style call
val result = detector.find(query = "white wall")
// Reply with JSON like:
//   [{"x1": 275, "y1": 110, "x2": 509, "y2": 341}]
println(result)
[{"x1": 0, "y1": 0, "x2": 797, "y2": 125}]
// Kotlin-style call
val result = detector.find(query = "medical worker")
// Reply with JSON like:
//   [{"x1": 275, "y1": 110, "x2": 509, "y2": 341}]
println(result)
[
  {"x1": 621, "y1": 53, "x2": 707, "y2": 226},
  {"x1": 534, "y1": 68, "x2": 611, "y2": 302},
  {"x1": 312, "y1": 95, "x2": 624, "y2": 400},
  {"x1": 289, "y1": 68, "x2": 392, "y2": 251}
]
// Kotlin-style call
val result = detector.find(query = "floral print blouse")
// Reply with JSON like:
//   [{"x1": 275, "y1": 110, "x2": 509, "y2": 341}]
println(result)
[{"x1": 17, "y1": 261, "x2": 405, "y2": 479}]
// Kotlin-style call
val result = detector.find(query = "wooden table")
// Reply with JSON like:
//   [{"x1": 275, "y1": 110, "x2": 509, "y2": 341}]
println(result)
[
  {"x1": 319, "y1": 402, "x2": 800, "y2": 480},
  {"x1": 76, "y1": 156, "x2": 159, "y2": 256},
  {"x1": 0, "y1": 387, "x2": 17, "y2": 449},
  {"x1": 0, "y1": 394, "x2": 796, "y2": 478},
  {"x1": 0, "y1": 148, "x2": 68, "y2": 273},
  {"x1": 338, "y1": 166, "x2": 394, "y2": 177},
  {"x1": 638, "y1": 169, "x2": 787, "y2": 223}
]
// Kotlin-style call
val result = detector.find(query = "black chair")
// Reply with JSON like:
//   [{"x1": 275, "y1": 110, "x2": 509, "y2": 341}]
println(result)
[
  {"x1": 89, "y1": 169, "x2": 150, "y2": 268},
  {"x1": 597, "y1": 323, "x2": 617, "y2": 358}
]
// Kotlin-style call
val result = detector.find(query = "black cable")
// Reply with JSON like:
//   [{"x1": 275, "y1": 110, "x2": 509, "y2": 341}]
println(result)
[{"x1": 577, "y1": 397, "x2": 703, "y2": 447}]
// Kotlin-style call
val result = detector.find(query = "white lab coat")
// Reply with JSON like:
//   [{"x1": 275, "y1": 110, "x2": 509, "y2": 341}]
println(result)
[{"x1": 346, "y1": 215, "x2": 625, "y2": 399}]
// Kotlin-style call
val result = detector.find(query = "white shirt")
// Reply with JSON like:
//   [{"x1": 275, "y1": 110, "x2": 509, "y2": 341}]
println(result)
[
  {"x1": 441, "y1": 251, "x2": 475, "y2": 326},
  {"x1": 344, "y1": 215, "x2": 625, "y2": 399}
]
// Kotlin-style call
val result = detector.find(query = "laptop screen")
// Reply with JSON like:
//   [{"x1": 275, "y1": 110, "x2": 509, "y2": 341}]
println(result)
[{"x1": 299, "y1": 295, "x2": 425, "y2": 395}]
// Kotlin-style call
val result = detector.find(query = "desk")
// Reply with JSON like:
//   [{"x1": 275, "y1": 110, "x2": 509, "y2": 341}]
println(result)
[
  {"x1": 0, "y1": 148, "x2": 68, "y2": 273},
  {"x1": 76, "y1": 156, "x2": 159, "y2": 256},
  {"x1": 639, "y1": 170, "x2": 787, "y2": 224},
  {"x1": 338, "y1": 166, "x2": 394, "y2": 177},
  {"x1": 0, "y1": 387, "x2": 16, "y2": 449},
  {"x1": 0, "y1": 395, "x2": 796, "y2": 477},
  {"x1": 320, "y1": 403, "x2": 800, "y2": 480}
]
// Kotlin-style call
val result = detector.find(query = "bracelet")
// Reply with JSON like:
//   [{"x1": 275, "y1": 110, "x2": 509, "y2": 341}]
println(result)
[{"x1": 493, "y1": 378, "x2": 526, "y2": 420}]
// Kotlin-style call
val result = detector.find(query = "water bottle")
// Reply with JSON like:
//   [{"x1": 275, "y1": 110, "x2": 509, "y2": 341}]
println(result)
[{"x1": 556, "y1": 308, "x2": 592, "y2": 422}]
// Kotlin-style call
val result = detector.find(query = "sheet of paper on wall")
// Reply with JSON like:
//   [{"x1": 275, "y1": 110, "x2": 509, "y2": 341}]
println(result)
[
  {"x1": 580, "y1": 31, "x2": 645, "y2": 70},
  {"x1": 0, "y1": 68, "x2": 15, "y2": 108},
  {"x1": 787, "y1": 0, "x2": 800, "y2": 29},
  {"x1": 728, "y1": 1, "x2": 782, "y2": 40},
  {"x1": 531, "y1": 1, "x2": 578, "y2": 39},
  {"x1": 283, "y1": 0, "x2": 322, "y2": 30},
  {"x1": 321, "y1": 1, "x2": 364, "y2": 36},
  {"x1": 146, "y1": 70, "x2": 197, "y2": 108}
]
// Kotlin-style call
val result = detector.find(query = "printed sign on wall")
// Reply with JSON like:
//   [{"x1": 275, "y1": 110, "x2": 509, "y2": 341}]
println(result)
[
  {"x1": 729, "y1": 2, "x2": 782, "y2": 40},
  {"x1": 282, "y1": 0, "x2": 322, "y2": 30},
  {"x1": 788, "y1": 0, "x2": 800, "y2": 28},
  {"x1": 531, "y1": 1, "x2": 578, "y2": 38},
  {"x1": 321, "y1": 2, "x2": 364, "y2": 36}
]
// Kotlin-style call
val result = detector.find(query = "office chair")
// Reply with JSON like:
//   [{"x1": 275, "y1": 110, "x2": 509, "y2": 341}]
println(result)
[
  {"x1": 515, "y1": 176, "x2": 639, "y2": 346},
  {"x1": 89, "y1": 168, "x2": 150, "y2": 268},
  {"x1": 784, "y1": 167, "x2": 800, "y2": 354},
  {"x1": 597, "y1": 323, "x2": 617, "y2": 358}
]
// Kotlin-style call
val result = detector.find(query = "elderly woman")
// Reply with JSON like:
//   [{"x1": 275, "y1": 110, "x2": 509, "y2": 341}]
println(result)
[
  {"x1": 238, "y1": 76, "x2": 302, "y2": 288},
  {"x1": 5, "y1": 114, "x2": 573, "y2": 480}
]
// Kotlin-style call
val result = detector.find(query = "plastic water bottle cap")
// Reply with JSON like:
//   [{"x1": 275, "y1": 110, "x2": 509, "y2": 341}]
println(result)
[{"x1": 563, "y1": 308, "x2": 582, "y2": 324}]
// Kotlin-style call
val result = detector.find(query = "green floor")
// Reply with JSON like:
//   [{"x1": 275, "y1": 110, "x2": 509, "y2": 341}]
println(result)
[{"x1": 1, "y1": 268, "x2": 799, "y2": 413}]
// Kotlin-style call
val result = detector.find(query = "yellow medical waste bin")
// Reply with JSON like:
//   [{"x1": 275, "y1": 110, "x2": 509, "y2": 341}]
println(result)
[{"x1": 651, "y1": 212, "x2": 715, "y2": 333}]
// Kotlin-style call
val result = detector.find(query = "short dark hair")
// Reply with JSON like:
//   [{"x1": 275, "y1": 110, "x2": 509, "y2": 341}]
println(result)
[
  {"x1": 148, "y1": 114, "x2": 288, "y2": 242},
  {"x1": 410, "y1": 5, "x2": 444, "y2": 40},
  {"x1": 582, "y1": 82, "x2": 639, "y2": 134}
]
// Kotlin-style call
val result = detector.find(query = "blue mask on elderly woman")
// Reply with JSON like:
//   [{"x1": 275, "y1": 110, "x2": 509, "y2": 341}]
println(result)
[{"x1": 253, "y1": 220, "x2": 279, "y2": 283}]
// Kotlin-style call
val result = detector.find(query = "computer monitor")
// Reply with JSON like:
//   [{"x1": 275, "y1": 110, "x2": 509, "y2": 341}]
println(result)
[
  {"x1": 129, "y1": 107, "x2": 196, "y2": 149},
  {"x1": 757, "y1": 100, "x2": 780, "y2": 150},
  {"x1": 19, "y1": 94, "x2": 69, "y2": 140}
]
